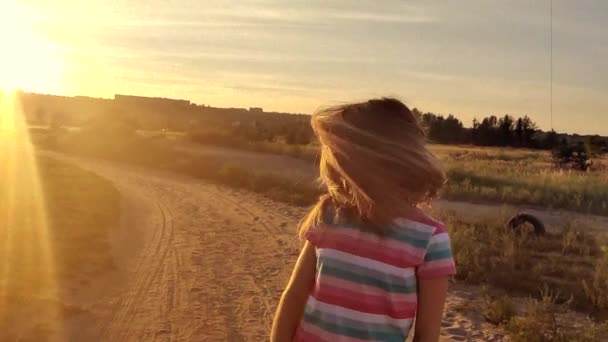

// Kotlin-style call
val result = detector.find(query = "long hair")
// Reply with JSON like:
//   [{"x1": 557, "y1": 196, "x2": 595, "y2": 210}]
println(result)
[{"x1": 299, "y1": 98, "x2": 446, "y2": 238}]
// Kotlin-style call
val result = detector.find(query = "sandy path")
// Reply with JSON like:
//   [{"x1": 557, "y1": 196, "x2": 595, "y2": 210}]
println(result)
[
  {"x1": 49, "y1": 155, "x2": 504, "y2": 341},
  {"x1": 51, "y1": 155, "x2": 303, "y2": 341}
]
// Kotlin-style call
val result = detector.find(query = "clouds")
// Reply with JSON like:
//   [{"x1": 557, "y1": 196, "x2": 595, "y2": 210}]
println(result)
[{"x1": 22, "y1": 0, "x2": 608, "y2": 134}]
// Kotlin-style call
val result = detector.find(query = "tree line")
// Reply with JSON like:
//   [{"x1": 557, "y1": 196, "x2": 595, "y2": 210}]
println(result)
[
  {"x1": 21, "y1": 92, "x2": 607, "y2": 156},
  {"x1": 412, "y1": 108, "x2": 607, "y2": 153},
  {"x1": 413, "y1": 108, "x2": 541, "y2": 147}
]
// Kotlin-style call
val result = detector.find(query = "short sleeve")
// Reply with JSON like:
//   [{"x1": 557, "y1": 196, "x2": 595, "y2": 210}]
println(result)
[
  {"x1": 416, "y1": 226, "x2": 457, "y2": 279},
  {"x1": 304, "y1": 228, "x2": 321, "y2": 246}
]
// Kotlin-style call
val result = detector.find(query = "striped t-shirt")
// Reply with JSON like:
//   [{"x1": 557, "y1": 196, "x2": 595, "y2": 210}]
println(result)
[{"x1": 293, "y1": 209, "x2": 456, "y2": 342}]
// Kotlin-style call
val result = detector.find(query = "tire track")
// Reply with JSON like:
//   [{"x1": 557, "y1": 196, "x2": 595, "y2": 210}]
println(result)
[
  {"x1": 104, "y1": 200, "x2": 175, "y2": 341},
  {"x1": 46, "y1": 154, "x2": 300, "y2": 341}
]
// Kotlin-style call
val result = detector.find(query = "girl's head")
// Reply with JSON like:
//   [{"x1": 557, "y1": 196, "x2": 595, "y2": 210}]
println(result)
[{"x1": 300, "y1": 98, "x2": 446, "y2": 237}]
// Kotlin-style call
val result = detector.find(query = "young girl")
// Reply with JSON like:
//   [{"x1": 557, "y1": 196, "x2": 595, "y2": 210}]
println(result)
[{"x1": 271, "y1": 98, "x2": 456, "y2": 342}]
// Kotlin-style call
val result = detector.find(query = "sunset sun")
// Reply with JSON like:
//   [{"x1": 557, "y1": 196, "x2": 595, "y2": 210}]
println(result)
[{"x1": 0, "y1": 1, "x2": 64, "y2": 93}]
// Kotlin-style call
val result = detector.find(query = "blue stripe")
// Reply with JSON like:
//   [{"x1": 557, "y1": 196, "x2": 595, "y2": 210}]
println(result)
[
  {"x1": 304, "y1": 311, "x2": 407, "y2": 342},
  {"x1": 319, "y1": 263, "x2": 417, "y2": 294}
]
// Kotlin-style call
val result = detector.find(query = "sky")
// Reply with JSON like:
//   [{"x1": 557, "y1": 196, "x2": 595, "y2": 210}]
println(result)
[{"x1": 1, "y1": 0, "x2": 607, "y2": 135}]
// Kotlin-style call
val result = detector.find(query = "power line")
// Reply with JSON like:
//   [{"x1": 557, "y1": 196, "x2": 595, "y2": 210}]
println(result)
[{"x1": 549, "y1": 0, "x2": 553, "y2": 131}]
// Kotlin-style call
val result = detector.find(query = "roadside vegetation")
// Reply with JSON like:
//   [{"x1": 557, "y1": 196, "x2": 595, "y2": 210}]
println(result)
[
  {"x1": 33, "y1": 123, "x2": 608, "y2": 216},
  {"x1": 439, "y1": 209, "x2": 608, "y2": 340},
  {"x1": 188, "y1": 130, "x2": 608, "y2": 216}
]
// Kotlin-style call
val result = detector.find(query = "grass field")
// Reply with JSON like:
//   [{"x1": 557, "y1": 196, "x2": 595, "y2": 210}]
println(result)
[
  {"x1": 437, "y1": 210, "x2": 608, "y2": 316},
  {"x1": 0, "y1": 156, "x2": 121, "y2": 341},
  {"x1": 434, "y1": 145, "x2": 608, "y2": 216},
  {"x1": 435, "y1": 209, "x2": 608, "y2": 339},
  {"x1": 188, "y1": 133, "x2": 608, "y2": 216},
  {"x1": 34, "y1": 128, "x2": 608, "y2": 216}
]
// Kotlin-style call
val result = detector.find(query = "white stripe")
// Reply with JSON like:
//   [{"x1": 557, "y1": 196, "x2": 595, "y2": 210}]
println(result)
[
  {"x1": 318, "y1": 248, "x2": 416, "y2": 278},
  {"x1": 427, "y1": 232, "x2": 450, "y2": 246},
  {"x1": 394, "y1": 218, "x2": 437, "y2": 234},
  {"x1": 306, "y1": 297, "x2": 414, "y2": 328}
]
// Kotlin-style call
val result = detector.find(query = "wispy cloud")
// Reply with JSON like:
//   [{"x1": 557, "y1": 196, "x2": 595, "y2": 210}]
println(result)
[{"x1": 20, "y1": 0, "x2": 608, "y2": 135}]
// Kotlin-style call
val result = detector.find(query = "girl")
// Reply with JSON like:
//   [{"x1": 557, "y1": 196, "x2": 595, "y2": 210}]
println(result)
[{"x1": 271, "y1": 98, "x2": 456, "y2": 342}]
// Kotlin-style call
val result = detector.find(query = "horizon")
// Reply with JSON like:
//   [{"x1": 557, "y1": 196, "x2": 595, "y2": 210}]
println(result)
[
  {"x1": 1, "y1": 1, "x2": 607, "y2": 136},
  {"x1": 16, "y1": 89, "x2": 607, "y2": 138}
]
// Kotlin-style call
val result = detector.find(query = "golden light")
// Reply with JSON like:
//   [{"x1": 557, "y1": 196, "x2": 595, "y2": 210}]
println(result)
[
  {"x1": 0, "y1": 1, "x2": 63, "y2": 337},
  {"x1": 0, "y1": 1, "x2": 64, "y2": 93}
]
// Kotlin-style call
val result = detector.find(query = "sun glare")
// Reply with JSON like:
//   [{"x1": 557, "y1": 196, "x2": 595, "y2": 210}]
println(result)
[
  {"x1": 0, "y1": 1, "x2": 64, "y2": 93},
  {"x1": 0, "y1": 70, "x2": 60, "y2": 337}
]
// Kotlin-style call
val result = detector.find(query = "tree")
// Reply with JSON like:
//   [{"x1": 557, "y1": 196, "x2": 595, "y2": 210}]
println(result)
[
  {"x1": 498, "y1": 115, "x2": 515, "y2": 146},
  {"x1": 521, "y1": 116, "x2": 538, "y2": 147},
  {"x1": 419, "y1": 112, "x2": 464, "y2": 144},
  {"x1": 585, "y1": 135, "x2": 605, "y2": 156},
  {"x1": 471, "y1": 118, "x2": 480, "y2": 144},
  {"x1": 442, "y1": 114, "x2": 464, "y2": 143},
  {"x1": 515, "y1": 117, "x2": 524, "y2": 146},
  {"x1": 474, "y1": 115, "x2": 499, "y2": 146},
  {"x1": 541, "y1": 130, "x2": 559, "y2": 149}
]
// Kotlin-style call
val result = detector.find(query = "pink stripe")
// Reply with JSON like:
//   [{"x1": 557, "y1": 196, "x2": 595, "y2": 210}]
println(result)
[
  {"x1": 313, "y1": 284, "x2": 417, "y2": 319},
  {"x1": 295, "y1": 321, "x2": 370, "y2": 342},
  {"x1": 334, "y1": 227, "x2": 427, "y2": 257},
  {"x1": 314, "y1": 231, "x2": 424, "y2": 267},
  {"x1": 321, "y1": 275, "x2": 417, "y2": 303}
]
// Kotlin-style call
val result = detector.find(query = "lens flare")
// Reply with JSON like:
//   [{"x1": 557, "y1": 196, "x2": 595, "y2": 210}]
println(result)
[
  {"x1": 0, "y1": 91, "x2": 61, "y2": 339},
  {"x1": 0, "y1": 1, "x2": 64, "y2": 93}
]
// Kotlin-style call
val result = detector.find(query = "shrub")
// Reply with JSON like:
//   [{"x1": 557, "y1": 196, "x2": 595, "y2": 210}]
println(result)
[
  {"x1": 582, "y1": 252, "x2": 608, "y2": 313},
  {"x1": 552, "y1": 142, "x2": 593, "y2": 171},
  {"x1": 507, "y1": 299, "x2": 608, "y2": 342},
  {"x1": 482, "y1": 294, "x2": 516, "y2": 325}
]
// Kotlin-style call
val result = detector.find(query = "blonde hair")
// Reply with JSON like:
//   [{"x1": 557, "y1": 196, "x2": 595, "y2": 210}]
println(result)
[{"x1": 299, "y1": 98, "x2": 446, "y2": 238}]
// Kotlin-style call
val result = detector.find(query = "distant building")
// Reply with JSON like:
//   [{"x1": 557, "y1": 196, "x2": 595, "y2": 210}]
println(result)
[
  {"x1": 114, "y1": 94, "x2": 191, "y2": 108},
  {"x1": 249, "y1": 107, "x2": 263, "y2": 113}
]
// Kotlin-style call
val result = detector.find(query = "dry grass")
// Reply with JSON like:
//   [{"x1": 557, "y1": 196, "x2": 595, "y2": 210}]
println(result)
[
  {"x1": 582, "y1": 252, "x2": 608, "y2": 314},
  {"x1": 38, "y1": 130, "x2": 322, "y2": 207},
  {"x1": 189, "y1": 129, "x2": 318, "y2": 161},
  {"x1": 440, "y1": 210, "x2": 608, "y2": 318},
  {"x1": 36, "y1": 127, "x2": 608, "y2": 215},
  {"x1": 481, "y1": 293, "x2": 516, "y2": 325},
  {"x1": 186, "y1": 133, "x2": 608, "y2": 215},
  {"x1": 433, "y1": 145, "x2": 608, "y2": 216},
  {"x1": 506, "y1": 298, "x2": 608, "y2": 342}
]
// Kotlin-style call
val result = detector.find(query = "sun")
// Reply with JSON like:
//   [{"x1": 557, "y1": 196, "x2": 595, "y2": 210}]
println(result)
[
  {"x1": 0, "y1": 1, "x2": 64, "y2": 93},
  {"x1": 0, "y1": 2, "x2": 63, "y2": 329}
]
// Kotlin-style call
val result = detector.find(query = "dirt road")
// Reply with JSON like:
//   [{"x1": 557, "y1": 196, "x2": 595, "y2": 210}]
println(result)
[
  {"x1": 53, "y1": 155, "x2": 304, "y2": 341},
  {"x1": 50, "y1": 155, "x2": 503, "y2": 341}
]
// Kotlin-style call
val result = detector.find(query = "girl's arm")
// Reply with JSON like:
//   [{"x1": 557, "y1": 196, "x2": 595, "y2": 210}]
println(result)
[
  {"x1": 271, "y1": 241, "x2": 317, "y2": 342},
  {"x1": 412, "y1": 277, "x2": 449, "y2": 342}
]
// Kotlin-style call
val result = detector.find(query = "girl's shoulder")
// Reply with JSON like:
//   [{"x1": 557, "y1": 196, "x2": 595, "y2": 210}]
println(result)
[{"x1": 394, "y1": 208, "x2": 447, "y2": 235}]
